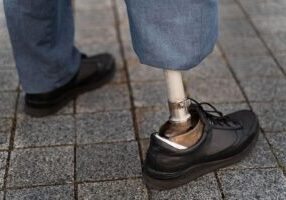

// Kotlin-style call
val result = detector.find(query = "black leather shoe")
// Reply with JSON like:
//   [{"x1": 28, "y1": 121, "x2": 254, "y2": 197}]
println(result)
[
  {"x1": 143, "y1": 99, "x2": 259, "y2": 190},
  {"x1": 25, "y1": 53, "x2": 116, "y2": 117}
]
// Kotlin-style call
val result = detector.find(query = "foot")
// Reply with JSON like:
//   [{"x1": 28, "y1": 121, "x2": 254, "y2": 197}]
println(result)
[
  {"x1": 25, "y1": 53, "x2": 116, "y2": 117},
  {"x1": 143, "y1": 99, "x2": 259, "y2": 190}
]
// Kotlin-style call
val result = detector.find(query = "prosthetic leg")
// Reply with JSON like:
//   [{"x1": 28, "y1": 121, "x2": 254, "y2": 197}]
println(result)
[{"x1": 156, "y1": 70, "x2": 203, "y2": 149}]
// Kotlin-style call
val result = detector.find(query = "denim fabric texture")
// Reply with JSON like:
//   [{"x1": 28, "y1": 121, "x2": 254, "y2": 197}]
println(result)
[
  {"x1": 125, "y1": 0, "x2": 219, "y2": 70},
  {"x1": 4, "y1": 0, "x2": 218, "y2": 93}
]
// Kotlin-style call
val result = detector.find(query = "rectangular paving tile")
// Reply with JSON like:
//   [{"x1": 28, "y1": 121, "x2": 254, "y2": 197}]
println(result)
[
  {"x1": 76, "y1": 110, "x2": 135, "y2": 144},
  {"x1": 223, "y1": 135, "x2": 277, "y2": 170},
  {"x1": 76, "y1": 141, "x2": 141, "y2": 182},
  {"x1": 252, "y1": 16, "x2": 286, "y2": 34},
  {"x1": 183, "y1": 53, "x2": 233, "y2": 79},
  {"x1": 78, "y1": 179, "x2": 148, "y2": 200},
  {"x1": 15, "y1": 115, "x2": 75, "y2": 148},
  {"x1": 6, "y1": 185, "x2": 74, "y2": 200},
  {"x1": 218, "y1": 168, "x2": 286, "y2": 200},
  {"x1": 240, "y1": 77, "x2": 286, "y2": 102},
  {"x1": 150, "y1": 173, "x2": 222, "y2": 200},
  {"x1": 220, "y1": 2, "x2": 246, "y2": 19},
  {"x1": 0, "y1": 118, "x2": 12, "y2": 150},
  {"x1": 185, "y1": 77, "x2": 245, "y2": 103},
  {"x1": 127, "y1": 61, "x2": 164, "y2": 82},
  {"x1": 220, "y1": 18, "x2": 256, "y2": 37},
  {"x1": 0, "y1": 70, "x2": 18, "y2": 92},
  {"x1": 135, "y1": 107, "x2": 169, "y2": 139},
  {"x1": 251, "y1": 101, "x2": 286, "y2": 132},
  {"x1": 75, "y1": 0, "x2": 112, "y2": 11},
  {"x1": 275, "y1": 54, "x2": 286, "y2": 72},
  {"x1": 239, "y1": 0, "x2": 286, "y2": 17},
  {"x1": 75, "y1": 9, "x2": 115, "y2": 31},
  {"x1": 219, "y1": 35, "x2": 268, "y2": 56},
  {"x1": 131, "y1": 82, "x2": 168, "y2": 108},
  {"x1": 7, "y1": 147, "x2": 74, "y2": 188},
  {"x1": 265, "y1": 132, "x2": 286, "y2": 167},
  {"x1": 76, "y1": 84, "x2": 131, "y2": 113},
  {"x1": 0, "y1": 92, "x2": 17, "y2": 118},
  {"x1": 227, "y1": 55, "x2": 283, "y2": 79},
  {"x1": 0, "y1": 50, "x2": 15, "y2": 68},
  {"x1": 262, "y1": 32, "x2": 286, "y2": 53},
  {"x1": 0, "y1": 152, "x2": 8, "y2": 189}
]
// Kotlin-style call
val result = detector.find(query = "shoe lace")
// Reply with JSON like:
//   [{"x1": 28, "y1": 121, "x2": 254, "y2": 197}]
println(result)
[{"x1": 189, "y1": 98, "x2": 240, "y2": 127}]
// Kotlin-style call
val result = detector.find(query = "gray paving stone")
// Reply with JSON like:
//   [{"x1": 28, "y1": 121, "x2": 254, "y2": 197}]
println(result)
[
  {"x1": 227, "y1": 55, "x2": 283, "y2": 79},
  {"x1": 219, "y1": 35, "x2": 268, "y2": 56},
  {"x1": 76, "y1": 110, "x2": 134, "y2": 144},
  {"x1": 75, "y1": 9, "x2": 115, "y2": 30},
  {"x1": 0, "y1": 92, "x2": 17, "y2": 118},
  {"x1": 75, "y1": 0, "x2": 112, "y2": 11},
  {"x1": 220, "y1": 18, "x2": 256, "y2": 37},
  {"x1": 218, "y1": 168, "x2": 286, "y2": 200},
  {"x1": 0, "y1": 118, "x2": 12, "y2": 150},
  {"x1": 7, "y1": 147, "x2": 74, "y2": 188},
  {"x1": 0, "y1": 70, "x2": 18, "y2": 91},
  {"x1": 265, "y1": 132, "x2": 286, "y2": 167},
  {"x1": 76, "y1": 84, "x2": 131, "y2": 113},
  {"x1": 240, "y1": 77, "x2": 286, "y2": 101},
  {"x1": 76, "y1": 141, "x2": 141, "y2": 182},
  {"x1": 0, "y1": 151, "x2": 8, "y2": 189},
  {"x1": 252, "y1": 17, "x2": 286, "y2": 34},
  {"x1": 76, "y1": 25, "x2": 117, "y2": 45},
  {"x1": 131, "y1": 82, "x2": 168, "y2": 108},
  {"x1": 110, "y1": 69, "x2": 127, "y2": 84},
  {"x1": 185, "y1": 77, "x2": 245, "y2": 103},
  {"x1": 239, "y1": 0, "x2": 286, "y2": 17},
  {"x1": 183, "y1": 54, "x2": 233, "y2": 79},
  {"x1": 275, "y1": 54, "x2": 286, "y2": 72},
  {"x1": 0, "y1": 50, "x2": 15, "y2": 68},
  {"x1": 150, "y1": 173, "x2": 222, "y2": 200},
  {"x1": 15, "y1": 115, "x2": 75, "y2": 148},
  {"x1": 223, "y1": 135, "x2": 277, "y2": 170},
  {"x1": 6, "y1": 185, "x2": 74, "y2": 200},
  {"x1": 128, "y1": 61, "x2": 164, "y2": 82},
  {"x1": 251, "y1": 101, "x2": 286, "y2": 132},
  {"x1": 135, "y1": 106, "x2": 169, "y2": 139},
  {"x1": 0, "y1": 191, "x2": 3, "y2": 200},
  {"x1": 78, "y1": 179, "x2": 148, "y2": 200},
  {"x1": 262, "y1": 32, "x2": 286, "y2": 53},
  {"x1": 220, "y1": 3, "x2": 245, "y2": 19}
]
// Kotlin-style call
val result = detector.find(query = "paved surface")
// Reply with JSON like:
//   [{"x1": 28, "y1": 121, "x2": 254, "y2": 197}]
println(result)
[{"x1": 0, "y1": 0, "x2": 286, "y2": 199}]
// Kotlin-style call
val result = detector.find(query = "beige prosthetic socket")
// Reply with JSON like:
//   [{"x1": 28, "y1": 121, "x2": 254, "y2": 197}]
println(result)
[{"x1": 158, "y1": 70, "x2": 203, "y2": 148}]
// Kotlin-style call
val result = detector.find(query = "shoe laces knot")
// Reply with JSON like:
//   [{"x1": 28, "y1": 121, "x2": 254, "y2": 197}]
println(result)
[{"x1": 189, "y1": 98, "x2": 240, "y2": 127}]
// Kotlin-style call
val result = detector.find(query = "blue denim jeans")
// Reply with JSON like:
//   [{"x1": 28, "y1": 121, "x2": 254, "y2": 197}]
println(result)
[{"x1": 4, "y1": 0, "x2": 218, "y2": 93}]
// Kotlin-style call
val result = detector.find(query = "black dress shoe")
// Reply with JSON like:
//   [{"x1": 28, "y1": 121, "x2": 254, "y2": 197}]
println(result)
[
  {"x1": 143, "y1": 99, "x2": 259, "y2": 190},
  {"x1": 25, "y1": 53, "x2": 116, "y2": 117}
]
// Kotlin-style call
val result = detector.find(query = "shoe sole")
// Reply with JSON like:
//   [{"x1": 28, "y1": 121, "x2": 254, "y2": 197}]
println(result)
[
  {"x1": 143, "y1": 123, "x2": 260, "y2": 190},
  {"x1": 24, "y1": 61, "x2": 116, "y2": 117}
]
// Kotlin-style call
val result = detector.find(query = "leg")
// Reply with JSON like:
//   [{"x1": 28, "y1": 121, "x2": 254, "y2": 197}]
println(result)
[
  {"x1": 4, "y1": 0, "x2": 81, "y2": 93},
  {"x1": 4, "y1": 0, "x2": 116, "y2": 117},
  {"x1": 124, "y1": 0, "x2": 259, "y2": 190}
]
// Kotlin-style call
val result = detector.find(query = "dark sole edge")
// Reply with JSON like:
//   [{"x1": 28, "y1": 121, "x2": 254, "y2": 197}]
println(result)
[
  {"x1": 143, "y1": 124, "x2": 260, "y2": 190},
  {"x1": 24, "y1": 61, "x2": 116, "y2": 117}
]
